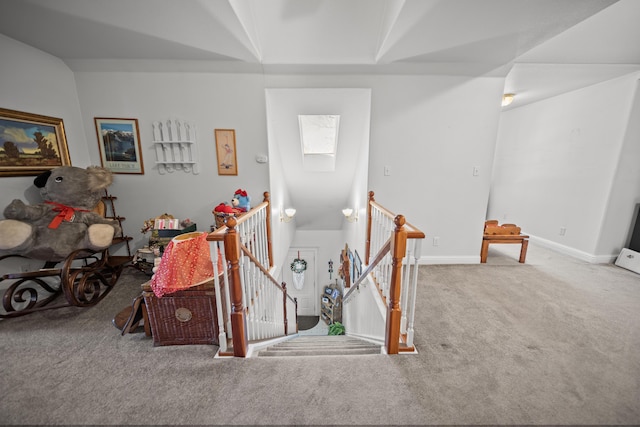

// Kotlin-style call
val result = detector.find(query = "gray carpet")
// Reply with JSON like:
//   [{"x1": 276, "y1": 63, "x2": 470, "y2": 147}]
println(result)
[{"x1": 1, "y1": 243, "x2": 639, "y2": 425}]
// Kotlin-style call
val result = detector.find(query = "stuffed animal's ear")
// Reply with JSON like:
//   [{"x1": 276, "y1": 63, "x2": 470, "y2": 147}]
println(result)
[{"x1": 86, "y1": 166, "x2": 114, "y2": 192}]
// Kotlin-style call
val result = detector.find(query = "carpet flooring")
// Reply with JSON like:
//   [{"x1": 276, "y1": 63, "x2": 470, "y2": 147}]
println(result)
[{"x1": 1, "y1": 243, "x2": 639, "y2": 425}]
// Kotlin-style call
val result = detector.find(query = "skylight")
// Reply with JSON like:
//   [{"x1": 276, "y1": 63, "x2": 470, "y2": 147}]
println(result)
[{"x1": 298, "y1": 115, "x2": 340, "y2": 155}]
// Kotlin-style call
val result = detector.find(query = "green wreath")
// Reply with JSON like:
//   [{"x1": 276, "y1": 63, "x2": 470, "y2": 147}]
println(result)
[{"x1": 290, "y1": 258, "x2": 307, "y2": 273}]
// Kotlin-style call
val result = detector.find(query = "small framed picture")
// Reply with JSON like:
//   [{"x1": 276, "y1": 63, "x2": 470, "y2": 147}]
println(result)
[
  {"x1": 94, "y1": 118, "x2": 144, "y2": 174},
  {"x1": 354, "y1": 250, "x2": 363, "y2": 278},
  {"x1": 215, "y1": 129, "x2": 237, "y2": 176},
  {"x1": 0, "y1": 108, "x2": 71, "y2": 177}
]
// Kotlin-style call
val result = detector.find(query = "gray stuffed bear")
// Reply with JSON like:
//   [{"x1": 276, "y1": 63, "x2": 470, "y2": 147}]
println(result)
[{"x1": 0, "y1": 166, "x2": 121, "y2": 261}]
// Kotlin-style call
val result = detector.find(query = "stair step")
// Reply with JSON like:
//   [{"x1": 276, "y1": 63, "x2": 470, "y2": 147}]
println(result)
[
  {"x1": 257, "y1": 335, "x2": 381, "y2": 357},
  {"x1": 259, "y1": 347, "x2": 381, "y2": 357},
  {"x1": 272, "y1": 341, "x2": 377, "y2": 349}
]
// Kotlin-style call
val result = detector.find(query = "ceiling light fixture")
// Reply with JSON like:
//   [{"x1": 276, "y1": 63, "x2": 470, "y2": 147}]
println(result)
[
  {"x1": 280, "y1": 208, "x2": 296, "y2": 223},
  {"x1": 502, "y1": 93, "x2": 515, "y2": 107},
  {"x1": 342, "y1": 208, "x2": 358, "y2": 223}
]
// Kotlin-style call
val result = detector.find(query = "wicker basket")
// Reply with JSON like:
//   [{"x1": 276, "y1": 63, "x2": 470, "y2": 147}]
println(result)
[
  {"x1": 214, "y1": 212, "x2": 230, "y2": 230},
  {"x1": 142, "y1": 281, "x2": 220, "y2": 346},
  {"x1": 213, "y1": 211, "x2": 247, "y2": 230}
]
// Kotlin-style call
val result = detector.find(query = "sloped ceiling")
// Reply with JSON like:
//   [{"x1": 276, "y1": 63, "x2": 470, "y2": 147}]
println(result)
[{"x1": 1, "y1": 0, "x2": 639, "y2": 109}]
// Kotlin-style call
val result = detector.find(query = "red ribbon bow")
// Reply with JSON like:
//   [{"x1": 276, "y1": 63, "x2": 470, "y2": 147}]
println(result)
[
  {"x1": 234, "y1": 189, "x2": 247, "y2": 197},
  {"x1": 45, "y1": 201, "x2": 89, "y2": 229}
]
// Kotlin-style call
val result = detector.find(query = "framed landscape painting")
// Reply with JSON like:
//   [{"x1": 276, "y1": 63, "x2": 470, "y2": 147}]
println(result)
[
  {"x1": 94, "y1": 117, "x2": 144, "y2": 174},
  {"x1": 0, "y1": 108, "x2": 71, "y2": 177}
]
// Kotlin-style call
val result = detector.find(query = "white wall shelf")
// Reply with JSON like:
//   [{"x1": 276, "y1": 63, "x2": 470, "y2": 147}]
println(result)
[{"x1": 152, "y1": 119, "x2": 199, "y2": 174}]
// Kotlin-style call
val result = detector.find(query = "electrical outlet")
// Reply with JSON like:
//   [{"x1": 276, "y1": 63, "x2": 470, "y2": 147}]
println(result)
[
  {"x1": 472, "y1": 166, "x2": 479, "y2": 176},
  {"x1": 559, "y1": 227, "x2": 566, "y2": 236},
  {"x1": 384, "y1": 165, "x2": 391, "y2": 176},
  {"x1": 433, "y1": 236, "x2": 440, "y2": 246}
]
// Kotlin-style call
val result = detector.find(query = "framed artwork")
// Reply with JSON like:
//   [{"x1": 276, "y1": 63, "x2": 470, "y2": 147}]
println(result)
[
  {"x1": 94, "y1": 118, "x2": 144, "y2": 174},
  {"x1": 0, "y1": 108, "x2": 71, "y2": 177},
  {"x1": 354, "y1": 250, "x2": 363, "y2": 279},
  {"x1": 348, "y1": 249, "x2": 355, "y2": 283},
  {"x1": 215, "y1": 129, "x2": 237, "y2": 176}
]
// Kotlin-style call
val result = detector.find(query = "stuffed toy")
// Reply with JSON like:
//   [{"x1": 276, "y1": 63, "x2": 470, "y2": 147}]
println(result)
[
  {"x1": 213, "y1": 203, "x2": 235, "y2": 215},
  {"x1": 231, "y1": 189, "x2": 251, "y2": 212},
  {"x1": 0, "y1": 166, "x2": 121, "y2": 261}
]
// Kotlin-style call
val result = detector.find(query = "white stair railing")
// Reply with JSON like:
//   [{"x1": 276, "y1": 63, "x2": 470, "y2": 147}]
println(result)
[
  {"x1": 207, "y1": 195, "x2": 296, "y2": 357},
  {"x1": 345, "y1": 191, "x2": 425, "y2": 353}
]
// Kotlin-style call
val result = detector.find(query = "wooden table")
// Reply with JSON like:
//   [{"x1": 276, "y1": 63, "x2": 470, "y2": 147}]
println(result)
[{"x1": 481, "y1": 234, "x2": 529, "y2": 263}]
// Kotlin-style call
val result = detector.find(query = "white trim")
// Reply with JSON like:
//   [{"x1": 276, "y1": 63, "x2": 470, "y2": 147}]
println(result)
[
  {"x1": 418, "y1": 239, "x2": 618, "y2": 265},
  {"x1": 528, "y1": 235, "x2": 617, "y2": 264}
]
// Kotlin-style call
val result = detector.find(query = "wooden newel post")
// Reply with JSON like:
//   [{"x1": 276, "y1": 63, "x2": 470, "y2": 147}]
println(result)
[
  {"x1": 224, "y1": 216, "x2": 248, "y2": 357},
  {"x1": 385, "y1": 214, "x2": 407, "y2": 355},
  {"x1": 282, "y1": 282, "x2": 288, "y2": 336}
]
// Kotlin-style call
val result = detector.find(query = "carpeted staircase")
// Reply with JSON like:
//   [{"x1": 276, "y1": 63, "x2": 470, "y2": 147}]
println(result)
[{"x1": 257, "y1": 335, "x2": 382, "y2": 357}]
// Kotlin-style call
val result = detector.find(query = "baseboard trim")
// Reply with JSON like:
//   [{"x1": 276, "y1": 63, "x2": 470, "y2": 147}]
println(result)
[
  {"x1": 417, "y1": 239, "x2": 619, "y2": 265},
  {"x1": 528, "y1": 235, "x2": 617, "y2": 264}
]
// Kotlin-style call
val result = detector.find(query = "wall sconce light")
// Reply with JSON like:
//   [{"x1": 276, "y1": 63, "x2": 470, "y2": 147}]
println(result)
[
  {"x1": 342, "y1": 208, "x2": 358, "y2": 222},
  {"x1": 502, "y1": 93, "x2": 515, "y2": 107},
  {"x1": 280, "y1": 208, "x2": 296, "y2": 223}
]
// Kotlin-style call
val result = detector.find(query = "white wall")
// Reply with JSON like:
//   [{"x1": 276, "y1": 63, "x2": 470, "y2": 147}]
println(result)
[
  {"x1": 265, "y1": 90, "x2": 295, "y2": 274},
  {"x1": 489, "y1": 73, "x2": 640, "y2": 261},
  {"x1": 72, "y1": 71, "x2": 271, "y2": 253},
  {"x1": 0, "y1": 35, "x2": 90, "y2": 203},
  {"x1": 290, "y1": 230, "x2": 344, "y2": 288},
  {"x1": 264, "y1": 74, "x2": 506, "y2": 263},
  {"x1": 342, "y1": 91, "x2": 372, "y2": 257},
  {"x1": 2, "y1": 36, "x2": 508, "y2": 267},
  {"x1": 596, "y1": 76, "x2": 640, "y2": 257}
]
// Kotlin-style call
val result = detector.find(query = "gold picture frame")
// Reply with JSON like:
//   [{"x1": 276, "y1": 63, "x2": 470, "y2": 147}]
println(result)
[
  {"x1": 215, "y1": 129, "x2": 237, "y2": 176},
  {"x1": 0, "y1": 108, "x2": 71, "y2": 177},
  {"x1": 94, "y1": 117, "x2": 144, "y2": 174}
]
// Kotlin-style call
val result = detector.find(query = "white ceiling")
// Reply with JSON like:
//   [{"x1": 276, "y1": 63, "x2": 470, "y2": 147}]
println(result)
[{"x1": 1, "y1": 0, "x2": 639, "y2": 109}]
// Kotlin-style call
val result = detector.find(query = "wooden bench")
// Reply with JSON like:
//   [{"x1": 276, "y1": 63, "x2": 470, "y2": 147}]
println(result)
[{"x1": 480, "y1": 220, "x2": 529, "y2": 263}]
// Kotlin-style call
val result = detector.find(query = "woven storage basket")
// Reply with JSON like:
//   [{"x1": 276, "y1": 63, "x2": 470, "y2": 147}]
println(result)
[
  {"x1": 214, "y1": 211, "x2": 247, "y2": 230},
  {"x1": 142, "y1": 281, "x2": 219, "y2": 346},
  {"x1": 214, "y1": 212, "x2": 230, "y2": 230}
]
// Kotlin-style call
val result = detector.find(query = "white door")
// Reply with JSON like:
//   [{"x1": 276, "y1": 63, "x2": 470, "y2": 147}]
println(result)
[{"x1": 283, "y1": 248, "x2": 317, "y2": 316}]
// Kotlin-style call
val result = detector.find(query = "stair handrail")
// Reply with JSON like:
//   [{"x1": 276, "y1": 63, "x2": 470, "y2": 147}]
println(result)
[
  {"x1": 239, "y1": 242, "x2": 297, "y2": 337},
  {"x1": 348, "y1": 191, "x2": 425, "y2": 354},
  {"x1": 343, "y1": 238, "x2": 391, "y2": 302}
]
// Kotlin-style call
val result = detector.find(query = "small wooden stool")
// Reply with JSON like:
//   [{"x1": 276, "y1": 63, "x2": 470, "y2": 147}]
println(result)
[
  {"x1": 481, "y1": 234, "x2": 529, "y2": 263},
  {"x1": 481, "y1": 220, "x2": 529, "y2": 263}
]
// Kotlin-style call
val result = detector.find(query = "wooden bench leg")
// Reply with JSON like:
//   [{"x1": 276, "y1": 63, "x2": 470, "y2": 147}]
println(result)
[
  {"x1": 480, "y1": 240, "x2": 489, "y2": 263},
  {"x1": 519, "y1": 239, "x2": 529, "y2": 263}
]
